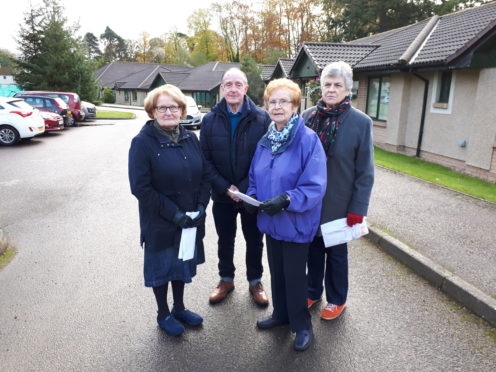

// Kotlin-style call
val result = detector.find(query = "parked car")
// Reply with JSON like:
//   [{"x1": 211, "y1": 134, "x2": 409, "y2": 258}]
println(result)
[
  {"x1": 40, "y1": 110, "x2": 64, "y2": 131},
  {"x1": 0, "y1": 97, "x2": 45, "y2": 146},
  {"x1": 179, "y1": 96, "x2": 202, "y2": 129},
  {"x1": 81, "y1": 101, "x2": 97, "y2": 120},
  {"x1": 14, "y1": 94, "x2": 74, "y2": 127},
  {"x1": 14, "y1": 90, "x2": 83, "y2": 122}
]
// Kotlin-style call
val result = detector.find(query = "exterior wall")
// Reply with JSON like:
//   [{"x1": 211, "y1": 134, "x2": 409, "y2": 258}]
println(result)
[
  {"x1": 366, "y1": 69, "x2": 496, "y2": 182},
  {"x1": 1, "y1": 74, "x2": 15, "y2": 84},
  {"x1": 115, "y1": 90, "x2": 147, "y2": 106},
  {"x1": 466, "y1": 68, "x2": 496, "y2": 171}
]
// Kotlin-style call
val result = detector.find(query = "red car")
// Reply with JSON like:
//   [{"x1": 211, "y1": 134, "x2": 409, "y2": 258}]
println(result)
[
  {"x1": 14, "y1": 90, "x2": 83, "y2": 123},
  {"x1": 40, "y1": 110, "x2": 64, "y2": 131},
  {"x1": 15, "y1": 95, "x2": 73, "y2": 127}
]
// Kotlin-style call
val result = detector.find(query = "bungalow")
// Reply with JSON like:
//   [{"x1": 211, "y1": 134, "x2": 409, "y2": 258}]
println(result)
[
  {"x1": 270, "y1": 58, "x2": 295, "y2": 80},
  {"x1": 261, "y1": 65, "x2": 276, "y2": 84},
  {"x1": 288, "y1": 2, "x2": 496, "y2": 182},
  {"x1": 95, "y1": 61, "x2": 240, "y2": 109}
]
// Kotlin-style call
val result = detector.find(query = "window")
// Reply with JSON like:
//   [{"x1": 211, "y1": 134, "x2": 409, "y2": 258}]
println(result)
[
  {"x1": 351, "y1": 80, "x2": 359, "y2": 101},
  {"x1": 132, "y1": 90, "x2": 137, "y2": 101},
  {"x1": 366, "y1": 76, "x2": 390, "y2": 121},
  {"x1": 431, "y1": 70, "x2": 455, "y2": 114},
  {"x1": 438, "y1": 71, "x2": 452, "y2": 103},
  {"x1": 124, "y1": 90, "x2": 129, "y2": 102}
]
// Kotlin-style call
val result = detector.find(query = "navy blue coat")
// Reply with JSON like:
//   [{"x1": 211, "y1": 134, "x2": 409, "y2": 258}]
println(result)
[
  {"x1": 128, "y1": 121, "x2": 210, "y2": 287},
  {"x1": 200, "y1": 96, "x2": 270, "y2": 203},
  {"x1": 302, "y1": 106, "x2": 374, "y2": 223}
]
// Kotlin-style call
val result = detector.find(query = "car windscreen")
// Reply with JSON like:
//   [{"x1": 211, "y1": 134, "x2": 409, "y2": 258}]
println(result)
[{"x1": 9, "y1": 100, "x2": 34, "y2": 111}]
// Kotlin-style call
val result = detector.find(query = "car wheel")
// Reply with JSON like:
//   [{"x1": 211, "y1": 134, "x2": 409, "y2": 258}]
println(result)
[
  {"x1": 0, "y1": 125, "x2": 20, "y2": 146},
  {"x1": 66, "y1": 114, "x2": 75, "y2": 127}
]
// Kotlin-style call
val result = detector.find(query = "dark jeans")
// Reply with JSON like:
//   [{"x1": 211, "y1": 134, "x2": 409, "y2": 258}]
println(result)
[
  {"x1": 307, "y1": 236, "x2": 348, "y2": 306},
  {"x1": 266, "y1": 236, "x2": 311, "y2": 333},
  {"x1": 212, "y1": 201, "x2": 264, "y2": 282}
]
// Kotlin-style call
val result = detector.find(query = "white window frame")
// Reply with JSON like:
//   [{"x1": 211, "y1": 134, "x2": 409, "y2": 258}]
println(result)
[{"x1": 430, "y1": 70, "x2": 456, "y2": 115}]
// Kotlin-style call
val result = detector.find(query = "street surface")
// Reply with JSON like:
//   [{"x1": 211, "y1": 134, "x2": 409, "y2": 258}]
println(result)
[{"x1": 1, "y1": 110, "x2": 495, "y2": 371}]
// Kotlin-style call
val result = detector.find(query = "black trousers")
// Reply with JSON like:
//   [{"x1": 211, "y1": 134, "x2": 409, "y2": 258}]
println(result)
[
  {"x1": 266, "y1": 236, "x2": 311, "y2": 333},
  {"x1": 307, "y1": 236, "x2": 348, "y2": 305},
  {"x1": 212, "y1": 201, "x2": 264, "y2": 281}
]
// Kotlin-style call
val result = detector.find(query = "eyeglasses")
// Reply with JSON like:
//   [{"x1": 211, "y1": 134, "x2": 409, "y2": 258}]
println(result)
[
  {"x1": 268, "y1": 99, "x2": 292, "y2": 108},
  {"x1": 156, "y1": 105, "x2": 180, "y2": 113},
  {"x1": 222, "y1": 82, "x2": 245, "y2": 90}
]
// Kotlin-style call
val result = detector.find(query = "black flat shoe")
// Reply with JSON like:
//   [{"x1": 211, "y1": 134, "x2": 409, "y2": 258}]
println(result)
[
  {"x1": 294, "y1": 329, "x2": 313, "y2": 351},
  {"x1": 256, "y1": 316, "x2": 289, "y2": 329}
]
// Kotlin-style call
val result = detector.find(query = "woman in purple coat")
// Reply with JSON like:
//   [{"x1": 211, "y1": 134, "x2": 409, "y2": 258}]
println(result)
[
  {"x1": 247, "y1": 78, "x2": 327, "y2": 351},
  {"x1": 128, "y1": 84, "x2": 210, "y2": 336}
]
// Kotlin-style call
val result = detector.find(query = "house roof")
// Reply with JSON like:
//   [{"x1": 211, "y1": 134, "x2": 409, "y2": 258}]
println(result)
[
  {"x1": 269, "y1": 58, "x2": 295, "y2": 79},
  {"x1": 0, "y1": 66, "x2": 15, "y2": 75},
  {"x1": 95, "y1": 61, "x2": 192, "y2": 90},
  {"x1": 260, "y1": 65, "x2": 276, "y2": 81},
  {"x1": 289, "y1": 2, "x2": 496, "y2": 76},
  {"x1": 178, "y1": 61, "x2": 241, "y2": 92}
]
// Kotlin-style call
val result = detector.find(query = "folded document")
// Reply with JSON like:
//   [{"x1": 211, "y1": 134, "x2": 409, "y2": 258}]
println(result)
[
  {"x1": 320, "y1": 217, "x2": 369, "y2": 248},
  {"x1": 178, "y1": 211, "x2": 200, "y2": 261}
]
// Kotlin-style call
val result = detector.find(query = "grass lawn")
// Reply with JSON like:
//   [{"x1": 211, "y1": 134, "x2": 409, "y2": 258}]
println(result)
[
  {"x1": 374, "y1": 147, "x2": 496, "y2": 203},
  {"x1": 96, "y1": 110, "x2": 135, "y2": 119}
]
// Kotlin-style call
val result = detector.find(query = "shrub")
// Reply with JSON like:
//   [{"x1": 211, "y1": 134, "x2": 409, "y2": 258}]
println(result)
[{"x1": 102, "y1": 88, "x2": 116, "y2": 104}]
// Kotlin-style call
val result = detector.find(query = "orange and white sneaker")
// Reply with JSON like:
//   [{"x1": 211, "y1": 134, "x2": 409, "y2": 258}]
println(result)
[
  {"x1": 321, "y1": 303, "x2": 346, "y2": 320},
  {"x1": 307, "y1": 297, "x2": 321, "y2": 309}
]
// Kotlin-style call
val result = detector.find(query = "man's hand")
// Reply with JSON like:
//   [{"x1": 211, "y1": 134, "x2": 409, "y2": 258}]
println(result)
[{"x1": 227, "y1": 185, "x2": 241, "y2": 202}]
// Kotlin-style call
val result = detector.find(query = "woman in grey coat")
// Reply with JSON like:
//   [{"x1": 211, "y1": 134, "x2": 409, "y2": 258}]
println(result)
[{"x1": 302, "y1": 61, "x2": 374, "y2": 320}]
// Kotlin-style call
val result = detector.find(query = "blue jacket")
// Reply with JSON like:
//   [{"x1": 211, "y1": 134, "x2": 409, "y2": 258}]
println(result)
[
  {"x1": 247, "y1": 116, "x2": 327, "y2": 243},
  {"x1": 128, "y1": 121, "x2": 210, "y2": 286},
  {"x1": 200, "y1": 96, "x2": 270, "y2": 203}
]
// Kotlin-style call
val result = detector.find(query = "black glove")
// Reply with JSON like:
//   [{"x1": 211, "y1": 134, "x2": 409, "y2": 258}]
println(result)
[
  {"x1": 172, "y1": 210, "x2": 193, "y2": 228},
  {"x1": 243, "y1": 195, "x2": 259, "y2": 215},
  {"x1": 260, "y1": 193, "x2": 290, "y2": 216},
  {"x1": 189, "y1": 204, "x2": 206, "y2": 227}
]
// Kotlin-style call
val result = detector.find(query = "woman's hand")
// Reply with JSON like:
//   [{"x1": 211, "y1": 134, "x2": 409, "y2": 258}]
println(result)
[
  {"x1": 189, "y1": 204, "x2": 206, "y2": 227},
  {"x1": 243, "y1": 195, "x2": 259, "y2": 214},
  {"x1": 260, "y1": 194, "x2": 290, "y2": 216},
  {"x1": 346, "y1": 213, "x2": 363, "y2": 227},
  {"x1": 172, "y1": 210, "x2": 193, "y2": 228}
]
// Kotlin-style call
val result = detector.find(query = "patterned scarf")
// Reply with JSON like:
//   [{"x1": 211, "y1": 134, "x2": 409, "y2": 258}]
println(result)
[
  {"x1": 306, "y1": 96, "x2": 351, "y2": 154},
  {"x1": 266, "y1": 113, "x2": 298, "y2": 154}
]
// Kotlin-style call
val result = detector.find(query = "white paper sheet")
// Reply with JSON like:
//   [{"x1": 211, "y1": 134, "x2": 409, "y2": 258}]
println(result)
[
  {"x1": 227, "y1": 190, "x2": 261, "y2": 207},
  {"x1": 320, "y1": 217, "x2": 369, "y2": 248},
  {"x1": 178, "y1": 211, "x2": 200, "y2": 261}
]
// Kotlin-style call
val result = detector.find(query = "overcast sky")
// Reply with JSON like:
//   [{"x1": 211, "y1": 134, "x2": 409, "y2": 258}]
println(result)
[{"x1": 1, "y1": 0, "x2": 218, "y2": 55}]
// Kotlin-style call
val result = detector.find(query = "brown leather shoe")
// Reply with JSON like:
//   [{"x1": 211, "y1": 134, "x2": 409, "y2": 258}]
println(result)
[
  {"x1": 249, "y1": 282, "x2": 269, "y2": 306},
  {"x1": 209, "y1": 280, "x2": 235, "y2": 304}
]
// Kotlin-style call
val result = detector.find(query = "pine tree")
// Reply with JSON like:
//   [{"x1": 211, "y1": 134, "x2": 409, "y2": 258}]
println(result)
[{"x1": 14, "y1": 0, "x2": 98, "y2": 101}]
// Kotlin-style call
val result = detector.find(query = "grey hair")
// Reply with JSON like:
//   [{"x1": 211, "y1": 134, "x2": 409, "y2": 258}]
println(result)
[
  {"x1": 222, "y1": 68, "x2": 248, "y2": 84},
  {"x1": 320, "y1": 61, "x2": 353, "y2": 91}
]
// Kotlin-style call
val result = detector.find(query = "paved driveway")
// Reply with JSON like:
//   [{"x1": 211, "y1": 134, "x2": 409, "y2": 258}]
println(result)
[{"x1": 0, "y1": 112, "x2": 494, "y2": 371}]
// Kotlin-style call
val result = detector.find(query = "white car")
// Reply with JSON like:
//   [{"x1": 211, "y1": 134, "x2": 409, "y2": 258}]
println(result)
[
  {"x1": 179, "y1": 96, "x2": 202, "y2": 130},
  {"x1": 0, "y1": 97, "x2": 45, "y2": 146}
]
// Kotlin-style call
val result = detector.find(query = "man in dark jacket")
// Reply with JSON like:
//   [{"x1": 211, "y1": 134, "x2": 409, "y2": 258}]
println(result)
[{"x1": 200, "y1": 68, "x2": 271, "y2": 306}]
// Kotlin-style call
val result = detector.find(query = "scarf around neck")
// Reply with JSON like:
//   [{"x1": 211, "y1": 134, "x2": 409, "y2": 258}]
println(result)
[
  {"x1": 306, "y1": 96, "x2": 351, "y2": 154},
  {"x1": 153, "y1": 120, "x2": 180, "y2": 143},
  {"x1": 266, "y1": 113, "x2": 299, "y2": 154}
]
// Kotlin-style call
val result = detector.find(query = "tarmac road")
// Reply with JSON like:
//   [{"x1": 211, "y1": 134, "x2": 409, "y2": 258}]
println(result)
[{"x1": 0, "y1": 111, "x2": 495, "y2": 371}]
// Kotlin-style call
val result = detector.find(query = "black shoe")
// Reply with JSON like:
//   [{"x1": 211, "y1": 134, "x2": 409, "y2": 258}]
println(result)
[
  {"x1": 256, "y1": 316, "x2": 289, "y2": 329},
  {"x1": 294, "y1": 329, "x2": 313, "y2": 351}
]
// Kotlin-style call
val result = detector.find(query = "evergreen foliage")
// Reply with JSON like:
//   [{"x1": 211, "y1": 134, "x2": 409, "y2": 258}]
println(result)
[
  {"x1": 240, "y1": 55, "x2": 265, "y2": 106},
  {"x1": 15, "y1": 0, "x2": 98, "y2": 101}
]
